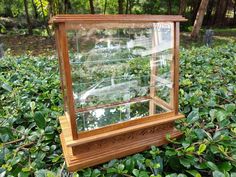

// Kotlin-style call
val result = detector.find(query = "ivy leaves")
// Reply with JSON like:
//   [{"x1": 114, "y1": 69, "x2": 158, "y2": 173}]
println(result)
[{"x1": 0, "y1": 43, "x2": 236, "y2": 176}]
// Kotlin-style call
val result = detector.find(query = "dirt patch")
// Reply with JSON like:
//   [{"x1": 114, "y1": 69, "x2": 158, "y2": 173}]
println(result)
[{"x1": 0, "y1": 34, "x2": 56, "y2": 56}]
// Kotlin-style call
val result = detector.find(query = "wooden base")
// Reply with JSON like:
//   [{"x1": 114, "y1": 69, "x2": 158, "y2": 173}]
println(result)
[{"x1": 59, "y1": 113, "x2": 184, "y2": 171}]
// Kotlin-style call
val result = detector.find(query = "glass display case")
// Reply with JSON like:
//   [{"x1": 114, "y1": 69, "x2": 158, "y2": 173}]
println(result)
[{"x1": 50, "y1": 15, "x2": 186, "y2": 171}]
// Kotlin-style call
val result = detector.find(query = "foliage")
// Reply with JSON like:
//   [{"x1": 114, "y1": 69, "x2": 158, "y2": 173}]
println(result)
[
  {"x1": 0, "y1": 55, "x2": 63, "y2": 176},
  {"x1": 0, "y1": 44, "x2": 236, "y2": 176}
]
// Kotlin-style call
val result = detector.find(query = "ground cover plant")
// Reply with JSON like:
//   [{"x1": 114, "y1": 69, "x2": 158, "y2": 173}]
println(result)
[{"x1": 0, "y1": 43, "x2": 236, "y2": 176}]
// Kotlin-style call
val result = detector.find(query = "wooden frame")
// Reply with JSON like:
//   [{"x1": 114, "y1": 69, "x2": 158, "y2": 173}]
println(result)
[{"x1": 50, "y1": 14, "x2": 187, "y2": 171}]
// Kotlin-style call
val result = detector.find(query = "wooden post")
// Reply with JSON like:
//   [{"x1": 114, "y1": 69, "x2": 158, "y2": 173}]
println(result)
[
  {"x1": 173, "y1": 22, "x2": 180, "y2": 115},
  {"x1": 58, "y1": 23, "x2": 78, "y2": 139},
  {"x1": 55, "y1": 25, "x2": 66, "y2": 112}
]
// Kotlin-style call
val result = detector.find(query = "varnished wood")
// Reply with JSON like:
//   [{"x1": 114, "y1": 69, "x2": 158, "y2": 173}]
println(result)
[
  {"x1": 173, "y1": 22, "x2": 180, "y2": 115},
  {"x1": 58, "y1": 23, "x2": 78, "y2": 139},
  {"x1": 60, "y1": 116, "x2": 183, "y2": 171},
  {"x1": 63, "y1": 111, "x2": 176, "y2": 140},
  {"x1": 55, "y1": 26, "x2": 67, "y2": 111},
  {"x1": 151, "y1": 96, "x2": 173, "y2": 111},
  {"x1": 67, "y1": 114, "x2": 184, "y2": 147},
  {"x1": 49, "y1": 14, "x2": 187, "y2": 24}
]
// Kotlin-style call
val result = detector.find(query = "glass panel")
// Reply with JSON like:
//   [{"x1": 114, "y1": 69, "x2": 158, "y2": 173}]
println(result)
[
  {"x1": 67, "y1": 22, "x2": 174, "y2": 132},
  {"x1": 77, "y1": 99, "x2": 166, "y2": 131}
]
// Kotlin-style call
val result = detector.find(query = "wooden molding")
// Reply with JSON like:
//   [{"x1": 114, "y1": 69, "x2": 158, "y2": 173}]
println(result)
[
  {"x1": 59, "y1": 113, "x2": 184, "y2": 171},
  {"x1": 60, "y1": 115, "x2": 183, "y2": 171}
]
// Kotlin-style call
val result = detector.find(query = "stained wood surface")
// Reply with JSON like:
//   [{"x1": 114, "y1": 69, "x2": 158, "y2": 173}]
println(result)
[
  {"x1": 173, "y1": 22, "x2": 180, "y2": 115},
  {"x1": 58, "y1": 24, "x2": 78, "y2": 139},
  {"x1": 59, "y1": 112, "x2": 184, "y2": 146},
  {"x1": 60, "y1": 119, "x2": 183, "y2": 171},
  {"x1": 49, "y1": 14, "x2": 187, "y2": 24}
]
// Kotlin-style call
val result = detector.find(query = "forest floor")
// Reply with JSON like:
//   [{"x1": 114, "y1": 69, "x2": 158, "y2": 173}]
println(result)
[{"x1": 0, "y1": 28, "x2": 235, "y2": 56}]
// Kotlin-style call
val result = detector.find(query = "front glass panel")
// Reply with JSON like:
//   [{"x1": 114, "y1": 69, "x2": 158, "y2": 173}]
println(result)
[{"x1": 67, "y1": 22, "x2": 174, "y2": 131}]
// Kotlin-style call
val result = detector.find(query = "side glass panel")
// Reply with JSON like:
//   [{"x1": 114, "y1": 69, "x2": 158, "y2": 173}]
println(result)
[{"x1": 67, "y1": 22, "x2": 174, "y2": 131}]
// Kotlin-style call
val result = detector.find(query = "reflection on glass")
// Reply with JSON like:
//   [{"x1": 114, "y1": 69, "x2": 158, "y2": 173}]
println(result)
[
  {"x1": 77, "y1": 99, "x2": 166, "y2": 131},
  {"x1": 67, "y1": 22, "x2": 174, "y2": 131}
]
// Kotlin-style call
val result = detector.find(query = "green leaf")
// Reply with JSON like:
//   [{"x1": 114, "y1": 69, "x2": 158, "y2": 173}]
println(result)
[
  {"x1": 218, "y1": 162, "x2": 232, "y2": 172},
  {"x1": 197, "y1": 144, "x2": 206, "y2": 155},
  {"x1": 106, "y1": 167, "x2": 116, "y2": 173},
  {"x1": 187, "y1": 110, "x2": 199, "y2": 123},
  {"x1": 212, "y1": 171, "x2": 225, "y2": 177},
  {"x1": 91, "y1": 169, "x2": 101, "y2": 177},
  {"x1": 186, "y1": 146, "x2": 195, "y2": 153},
  {"x1": 177, "y1": 174, "x2": 188, "y2": 177},
  {"x1": 139, "y1": 171, "x2": 149, "y2": 177},
  {"x1": 0, "y1": 127, "x2": 14, "y2": 142},
  {"x1": 34, "y1": 111, "x2": 46, "y2": 129},
  {"x1": 179, "y1": 158, "x2": 191, "y2": 168},
  {"x1": 187, "y1": 170, "x2": 202, "y2": 177},
  {"x1": 225, "y1": 104, "x2": 236, "y2": 113},
  {"x1": 216, "y1": 110, "x2": 227, "y2": 122},
  {"x1": 165, "y1": 150, "x2": 177, "y2": 156},
  {"x1": 2, "y1": 83, "x2": 12, "y2": 92},
  {"x1": 206, "y1": 161, "x2": 219, "y2": 171},
  {"x1": 132, "y1": 169, "x2": 139, "y2": 176},
  {"x1": 117, "y1": 164, "x2": 125, "y2": 172},
  {"x1": 231, "y1": 173, "x2": 236, "y2": 177}
]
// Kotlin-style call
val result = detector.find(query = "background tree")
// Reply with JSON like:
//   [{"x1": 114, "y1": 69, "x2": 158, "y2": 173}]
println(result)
[
  {"x1": 89, "y1": 0, "x2": 95, "y2": 14},
  {"x1": 214, "y1": 0, "x2": 230, "y2": 26},
  {"x1": 118, "y1": 0, "x2": 124, "y2": 14},
  {"x1": 178, "y1": 0, "x2": 186, "y2": 15},
  {"x1": 191, "y1": 0, "x2": 209, "y2": 38},
  {"x1": 23, "y1": 0, "x2": 33, "y2": 35}
]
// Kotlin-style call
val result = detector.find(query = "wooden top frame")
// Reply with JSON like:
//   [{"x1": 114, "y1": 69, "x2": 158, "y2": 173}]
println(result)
[{"x1": 49, "y1": 14, "x2": 187, "y2": 24}]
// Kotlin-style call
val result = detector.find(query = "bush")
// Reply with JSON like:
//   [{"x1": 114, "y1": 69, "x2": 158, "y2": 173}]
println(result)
[{"x1": 0, "y1": 44, "x2": 235, "y2": 176}]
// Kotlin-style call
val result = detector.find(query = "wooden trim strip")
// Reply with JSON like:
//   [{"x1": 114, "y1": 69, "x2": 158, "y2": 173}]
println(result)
[
  {"x1": 173, "y1": 22, "x2": 180, "y2": 115},
  {"x1": 49, "y1": 14, "x2": 187, "y2": 24},
  {"x1": 151, "y1": 96, "x2": 173, "y2": 111},
  {"x1": 66, "y1": 114, "x2": 184, "y2": 147},
  {"x1": 76, "y1": 111, "x2": 175, "y2": 138},
  {"x1": 59, "y1": 23, "x2": 78, "y2": 139}
]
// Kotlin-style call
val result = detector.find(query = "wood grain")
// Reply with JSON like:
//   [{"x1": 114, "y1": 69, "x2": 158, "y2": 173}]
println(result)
[
  {"x1": 60, "y1": 116, "x2": 183, "y2": 171},
  {"x1": 49, "y1": 14, "x2": 187, "y2": 24},
  {"x1": 58, "y1": 23, "x2": 78, "y2": 139},
  {"x1": 173, "y1": 22, "x2": 180, "y2": 115}
]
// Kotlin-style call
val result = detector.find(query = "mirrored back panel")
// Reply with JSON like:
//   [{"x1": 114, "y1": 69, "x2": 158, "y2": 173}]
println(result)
[{"x1": 66, "y1": 22, "x2": 174, "y2": 131}]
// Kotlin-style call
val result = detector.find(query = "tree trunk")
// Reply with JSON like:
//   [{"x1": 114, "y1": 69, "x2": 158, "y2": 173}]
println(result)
[
  {"x1": 234, "y1": 0, "x2": 236, "y2": 23},
  {"x1": 118, "y1": 0, "x2": 124, "y2": 14},
  {"x1": 178, "y1": 0, "x2": 186, "y2": 15},
  {"x1": 89, "y1": 0, "x2": 95, "y2": 14},
  {"x1": 23, "y1": 0, "x2": 33, "y2": 35},
  {"x1": 214, "y1": 0, "x2": 229, "y2": 26},
  {"x1": 39, "y1": 0, "x2": 50, "y2": 36},
  {"x1": 31, "y1": 0, "x2": 38, "y2": 19},
  {"x1": 104, "y1": 0, "x2": 107, "y2": 14},
  {"x1": 4, "y1": 0, "x2": 13, "y2": 17},
  {"x1": 48, "y1": 0, "x2": 54, "y2": 18},
  {"x1": 129, "y1": 0, "x2": 133, "y2": 14},
  {"x1": 167, "y1": 0, "x2": 172, "y2": 15},
  {"x1": 191, "y1": 0, "x2": 210, "y2": 39},
  {"x1": 191, "y1": 0, "x2": 201, "y2": 24},
  {"x1": 204, "y1": 0, "x2": 214, "y2": 26},
  {"x1": 126, "y1": 0, "x2": 129, "y2": 14},
  {"x1": 64, "y1": 0, "x2": 72, "y2": 13}
]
